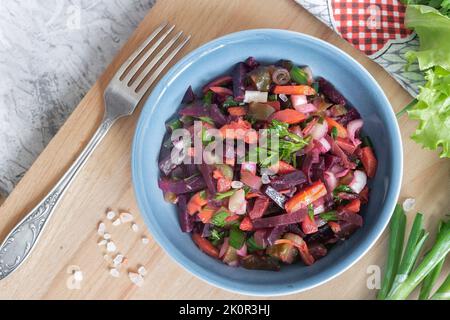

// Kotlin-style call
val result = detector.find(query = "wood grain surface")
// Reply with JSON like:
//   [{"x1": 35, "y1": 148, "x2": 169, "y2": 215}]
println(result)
[{"x1": 0, "y1": 0, "x2": 448, "y2": 300}]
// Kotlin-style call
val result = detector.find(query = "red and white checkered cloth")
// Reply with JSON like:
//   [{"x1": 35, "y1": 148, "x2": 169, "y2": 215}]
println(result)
[
  {"x1": 295, "y1": 0, "x2": 421, "y2": 96},
  {"x1": 331, "y1": 0, "x2": 411, "y2": 55}
]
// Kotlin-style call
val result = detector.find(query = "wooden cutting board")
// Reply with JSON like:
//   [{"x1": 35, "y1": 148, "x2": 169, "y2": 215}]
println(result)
[{"x1": 0, "y1": 0, "x2": 448, "y2": 300}]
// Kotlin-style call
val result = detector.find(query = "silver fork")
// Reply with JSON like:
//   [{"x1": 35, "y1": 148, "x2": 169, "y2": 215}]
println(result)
[{"x1": 0, "y1": 23, "x2": 190, "y2": 280}]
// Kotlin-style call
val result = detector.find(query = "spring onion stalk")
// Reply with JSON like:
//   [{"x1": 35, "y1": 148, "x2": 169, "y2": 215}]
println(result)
[
  {"x1": 419, "y1": 221, "x2": 445, "y2": 300},
  {"x1": 430, "y1": 274, "x2": 450, "y2": 300},
  {"x1": 389, "y1": 213, "x2": 428, "y2": 293},
  {"x1": 419, "y1": 257, "x2": 445, "y2": 299},
  {"x1": 386, "y1": 220, "x2": 450, "y2": 300},
  {"x1": 377, "y1": 205, "x2": 406, "y2": 299},
  {"x1": 396, "y1": 99, "x2": 418, "y2": 118}
]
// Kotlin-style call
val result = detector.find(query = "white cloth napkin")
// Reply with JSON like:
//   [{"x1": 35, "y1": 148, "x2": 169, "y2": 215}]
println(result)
[{"x1": 0, "y1": 0, "x2": 154, "y2": 196}]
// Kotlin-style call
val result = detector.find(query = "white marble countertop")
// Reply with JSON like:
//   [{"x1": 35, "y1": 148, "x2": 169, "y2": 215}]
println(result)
[{"x1": 0, "y1": 0, "x2": 155, "y2": 196}]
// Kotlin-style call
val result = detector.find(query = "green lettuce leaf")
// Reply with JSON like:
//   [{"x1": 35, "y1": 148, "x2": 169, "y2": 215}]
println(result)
[
  {"x1": 405, "y1": 5, "x2": 450, "y2": 71},
  {"x1": 401, "y1": 0, "x2": 450, "y2": 17},
  {"x1": 407, "y1": 66, "x2": 450, "y2": 157}
]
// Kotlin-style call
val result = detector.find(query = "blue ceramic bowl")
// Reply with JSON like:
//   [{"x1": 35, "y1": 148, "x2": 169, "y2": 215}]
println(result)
[{"x1": 132, "y1": 29, "x2": 402, "y2": 296}]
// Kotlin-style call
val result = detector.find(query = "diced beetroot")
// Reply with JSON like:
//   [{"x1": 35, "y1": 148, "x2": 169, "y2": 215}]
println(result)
[
  {"x1": 269, "y1": 170, "x2": 307, "y2": 191},
  {"x1": 308, "y1": 242, "x2": 328, "y2": 259},
  {"x1": 182, "y1": 86, "x2": 196, "y2": 104},
  {"x1": 318, "y1": 77, "x2": 347, "y2": 106},
  {"x1": 252, "y1": 209, "x2": 308, "y2": 229}
]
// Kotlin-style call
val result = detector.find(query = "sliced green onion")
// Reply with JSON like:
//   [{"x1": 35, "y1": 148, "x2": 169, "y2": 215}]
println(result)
[
  {"x1": 166, "y1": 118, "x2": 182, "y2": 131},
  {"x1": 430, "y1": 274, "x2": 450, "y2": 300},
  {"x1": 419, "y1": 257, "x2": 445, "y2": 300},
  {"x1": 395, "y1": 213, "x2": 427, "y2": 276},
  {"x1": 377, "y1": 205, "x2": 406, "y2": 300},
  {"x1": 290, "y1": 66, "x2": 308, "y2": 85},
  {"x1": 386, "y1": 220, "x2": 450, "y2": 300},
  {"x1": 396, "y1": 99, "x2": 418, "y2": 118},
  {"x1": 389, "y1": 214, "x2": 429, "y2": 295},
  {"x1": 247, "y1": 236, "x2": 264, "y2": 252},
  {"x1": 229, "y1": 227, "x2": 246, "y2": 249},
  {"x1": 215, "y1": 190, "x2": 236, "y2": 200}
]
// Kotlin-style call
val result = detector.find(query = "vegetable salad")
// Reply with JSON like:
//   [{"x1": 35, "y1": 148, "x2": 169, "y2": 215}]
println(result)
[{"x1": 158, "y1": 57, "x2": 377, "y2": 271}]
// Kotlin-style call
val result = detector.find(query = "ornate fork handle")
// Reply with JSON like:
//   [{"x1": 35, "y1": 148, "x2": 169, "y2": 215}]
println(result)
[{"x1": 0, "y1": 115, "x2": 115, "y2": 280}]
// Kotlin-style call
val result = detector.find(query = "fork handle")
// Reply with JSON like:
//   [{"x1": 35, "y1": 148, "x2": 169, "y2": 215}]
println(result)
[{"x1": 0, "y1": 115, "x2": 115, "y2": 280}]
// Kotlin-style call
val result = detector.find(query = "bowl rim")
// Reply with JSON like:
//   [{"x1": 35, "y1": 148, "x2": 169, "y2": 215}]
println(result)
[{"x1": 131, "y1": 28, "x2": 403, "y2": 296}]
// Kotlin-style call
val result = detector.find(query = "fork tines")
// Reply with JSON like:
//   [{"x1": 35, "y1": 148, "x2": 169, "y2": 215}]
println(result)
[{"x1": 118, "y1": 23, "x2": 190, "y2": 96}]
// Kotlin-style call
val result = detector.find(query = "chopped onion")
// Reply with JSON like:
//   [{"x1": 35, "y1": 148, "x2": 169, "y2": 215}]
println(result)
[
  {"x1": 272, "y1": 68, "x2": 291, "y2": 85},
  {"x1": 314, "y1": 204, "x2": 325, "y2": 215},
  {"x1": 349, "y1": 170, "x2": 367, "y2": 193},
  {"x1": 316, "y1": 137, "x2": 331, "y2": 153},
  {"x1": 236, "y1": 243, "x2": 248, "y2": 256},
  {"x1": 310, "y1": 121, "x2": 328, "y2": 140},
  {"x1": 229, "y1": 189, "x2": 247, "y2": 215},
  {"x1": 241, "y1": 162, "x2": 257, "y2": 175},
  {"x1": 302, "y1": 66, "x2": 313, "y2": 84},
  {"x1": 324, "y1": 171, "x2": 338, "y2": 191},
  {"x1": 331, "y1": 164, "x2": 350, "y2": 178},
  {"x1": 347, "y1": 119, "x2": 363, "y2": 146},
  {"x1": 231, "y1": 181, "x2": 244, "y2": 189},
  {"x1": 219, "y1": 238, "x2": 230, "y2": 258},
  {"x1": 294, "y1": 103, "x2": 317, "y2": 114},
  {"x1": 261, "y1": 174, "x2": 271, "y2": 184},
  {"x1": 244, "y1": 90, "x2": 268, "y2": 103},
  {"x1": 291, "y1": 95, "x2": 307, "y2": 106}
]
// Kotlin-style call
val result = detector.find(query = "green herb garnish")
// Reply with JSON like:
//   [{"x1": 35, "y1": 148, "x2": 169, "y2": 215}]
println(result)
[
  {"x1": 308, "y1": 204, "x2": 315, "y2": 221},
  {"x1": 320, "y1": 211, "x2": 339, "y2": 222},
  {"x1": 199, "y1": 190, "x2": 207, "y2": 200},
  {"x1": 209, "y1": 229, "x2": 225, "y2": 245},
  {"x1": 203, "y1": 90, "x2": 214, "y2": 105},
  {"x1": 202, "y1": 127, "x2": 213, "y2": 145},
  {"x1": 253, "y1": 120, "x2": 310, "y2": 166},
  {"x1": 211, "y1": 209, "x2": 229, "y2": 227},
  {"x1": 222, "y1": 96, "x2": 239, "y2": 108},
  {"x1": 197, "y1": 116, "x2": 214, "y2": 125},
  {"x1": 331, "y1": 126, "x2": 338, "y2": 140}
]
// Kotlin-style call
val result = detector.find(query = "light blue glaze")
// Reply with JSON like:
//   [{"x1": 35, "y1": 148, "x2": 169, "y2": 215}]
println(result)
[{"x1": 132, "y1": 29, "x2": 403, "y2": 296}]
